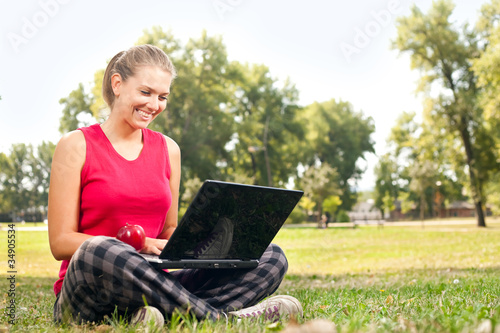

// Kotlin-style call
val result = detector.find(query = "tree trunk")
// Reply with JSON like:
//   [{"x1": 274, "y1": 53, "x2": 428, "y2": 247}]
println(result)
[
  {"x1": 420, "y1": 194, "x2": 425, "y2": 229},
  {"x1": 459, "y1": 118, "x2": 486, "y2": 227},
  {"x1": 317, "y1": 202, "x2": 324, "y2": 228},
  {"x1": 474, "y1": 200, "x2": 486, "y2": 227}
]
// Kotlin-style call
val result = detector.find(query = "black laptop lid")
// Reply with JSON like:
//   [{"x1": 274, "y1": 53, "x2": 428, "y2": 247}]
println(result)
[{"x1": 162, "y1": 180, "x2": 303, "y2": 260}]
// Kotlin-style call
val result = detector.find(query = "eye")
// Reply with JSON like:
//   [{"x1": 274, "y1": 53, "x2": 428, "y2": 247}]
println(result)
[
  {"x1": 141, "y1": 90, "x2": 150, "y2": 95},
  {"x1": 159, "y1": 96, "x2": 168, "y2": 102}
]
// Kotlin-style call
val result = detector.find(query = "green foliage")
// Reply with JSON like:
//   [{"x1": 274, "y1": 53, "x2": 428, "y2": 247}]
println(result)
[
  {"x1": 374, "y1": 153, "x2": 400, "y2": 214},
  {"x1": 180, "y1": 176, "x2": 204, "y2": 211},
  {"x1": 322, "y1": 195, "x2": 342, "y2": 217},
  {"x1": 398, "y1": 191, "x2": 414, "y2": 215},
  {"x1": 300, "y1": 99, "x2": 375, "y2": 211},
  {"x1": 409, "y1": 160, "x2": 438, "y2": 220},
  {"x1": 485, "y1": 173, "x2": 500, "y2": 215},
  {"x1": 298, "y1": 196, "x2": 315, "y2": 216},
  {"x1": 300, "y1": 162, "x2": 340, "y2": 221},
  {"x1": 375, "y1": 108, "x2": 468, "y2": 221},
  {"x1": 474, "y1": 0, "x2": 500, "y2": 136},
  {"x1": 381, "y1": 191, "x2": 395, "y2": 217},
  {"x1": 286, "y1": 205, "x2": 307, "y2": 224},
  {"x1": 392, "y1": 0, "x2": 500, "y2": 227},
  {"x1": 0, "y1": 142, "x2": 55, "y2": 219},
  {"x1": 227, "y1": 62, "x2": 304, "y2": 187},
  {"x1": 89, "y1": 69, "x2": 107, "y2": 121},
  {"x1": 58, "y1": 83, "x2": 94, "y2": 134},
  {"x1": 162, "y1": 30, "x2": 236, "y2": 184},
  {"x1": 336, "y1": 209, "x2": 350, "y2": 222},
  {"x1": 473, "y1": 2, "x2": 500, "y2": 211}
]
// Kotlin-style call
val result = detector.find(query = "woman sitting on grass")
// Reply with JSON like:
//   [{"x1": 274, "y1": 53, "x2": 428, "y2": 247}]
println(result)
[{"x1": 47, "y1": 44, "x2": 302, "y2": 326}]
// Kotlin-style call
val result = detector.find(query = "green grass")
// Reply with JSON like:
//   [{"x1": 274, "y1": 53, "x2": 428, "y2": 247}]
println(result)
[{"x1": 0, "y1": 221, "x2": 499, "y2": 332}]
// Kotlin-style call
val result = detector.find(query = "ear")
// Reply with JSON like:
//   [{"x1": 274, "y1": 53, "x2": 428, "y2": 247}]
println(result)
[{"x1": 111, "y1": 73, "x2": 123, "y2": 98}]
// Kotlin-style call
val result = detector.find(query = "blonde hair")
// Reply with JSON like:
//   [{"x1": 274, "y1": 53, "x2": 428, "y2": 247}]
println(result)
[{"x1": 102, "y1": 44, "x2": 177, "y2": 107}]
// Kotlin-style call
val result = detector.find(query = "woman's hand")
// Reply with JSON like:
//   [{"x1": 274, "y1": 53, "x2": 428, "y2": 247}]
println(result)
[{"x1": 140, "y1": 237, "x2": 168, "y2": 255}]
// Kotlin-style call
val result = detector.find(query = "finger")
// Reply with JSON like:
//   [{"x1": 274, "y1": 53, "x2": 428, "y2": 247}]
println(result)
[
  {"x1": 154, "y1": 240, "x2": 168, "y2": 251},
  {"x1": 152, "y1": 246, "x2": 162, "y2": 255}
]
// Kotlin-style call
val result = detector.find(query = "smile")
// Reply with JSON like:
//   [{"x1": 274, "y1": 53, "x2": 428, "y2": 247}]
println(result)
[{"x1": 136, "y1": 109, "x2": 154, "y2": 119}]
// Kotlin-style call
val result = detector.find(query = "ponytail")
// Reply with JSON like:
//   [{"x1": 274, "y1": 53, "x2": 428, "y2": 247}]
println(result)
[{"x1": 102, "y1": 45, "x2": 176, "y2": 107}]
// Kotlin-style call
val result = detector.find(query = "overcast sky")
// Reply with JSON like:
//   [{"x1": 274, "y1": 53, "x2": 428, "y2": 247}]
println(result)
[{"x1": 0, "y1": 0, "x2": 485, "y2": 189}]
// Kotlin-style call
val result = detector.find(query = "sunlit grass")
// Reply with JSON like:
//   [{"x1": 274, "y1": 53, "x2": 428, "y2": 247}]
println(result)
[
  {"x1": 0, "y1": 220, "x2": 499, "y2": 332},
  {"x1": 274, "y1": 222, "x2": 500, "y2": 276},
  {"x1": 0, "y1": 226, "x2": 59, "y2": 277}
]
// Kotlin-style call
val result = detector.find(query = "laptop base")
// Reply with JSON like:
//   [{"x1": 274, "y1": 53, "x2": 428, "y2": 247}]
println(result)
[{"x1": 144, "y1": 255, "x2": 259, "y2": 269}]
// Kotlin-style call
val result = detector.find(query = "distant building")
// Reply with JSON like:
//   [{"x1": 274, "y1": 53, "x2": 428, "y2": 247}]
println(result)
[
  {"x1": 390, "y1": 200, "x2": 491, "y2": 220},
  {"x1": 348, "y1": 200, "x2": 383, "y2": 222},
  {"x1": 437, "y1": 201, "x2": 493, "y2": 218}
]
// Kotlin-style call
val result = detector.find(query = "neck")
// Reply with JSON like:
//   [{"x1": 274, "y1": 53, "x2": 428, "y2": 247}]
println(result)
[{"x1": 100, "y1": 115, "x2": 142, "y2": 144}]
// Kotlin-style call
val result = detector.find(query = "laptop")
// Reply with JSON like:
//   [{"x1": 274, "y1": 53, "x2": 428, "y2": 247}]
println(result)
[{"x1": 143, "y1": 180, "x2": 303, "y2": 269}]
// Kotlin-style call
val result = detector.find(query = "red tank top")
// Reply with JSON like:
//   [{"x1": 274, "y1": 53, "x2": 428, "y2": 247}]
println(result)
[{"x1": 53, "y1": 124, "x2": 172, "y2": 295}]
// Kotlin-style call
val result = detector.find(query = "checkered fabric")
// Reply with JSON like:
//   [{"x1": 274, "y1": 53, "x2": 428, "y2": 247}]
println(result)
[{"x1": 53, "y1": 236, "x2": 288, "y2": 323}]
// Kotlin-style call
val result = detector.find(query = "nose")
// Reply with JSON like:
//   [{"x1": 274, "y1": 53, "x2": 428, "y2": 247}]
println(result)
[{"x1": 147, "y1": 96, "x2": 159, "y2": 111}]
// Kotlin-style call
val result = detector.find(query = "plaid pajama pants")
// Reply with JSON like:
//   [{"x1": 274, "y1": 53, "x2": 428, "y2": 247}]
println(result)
[{"x1": 53, "y1": 236, "x2": 288, "y2": 323}]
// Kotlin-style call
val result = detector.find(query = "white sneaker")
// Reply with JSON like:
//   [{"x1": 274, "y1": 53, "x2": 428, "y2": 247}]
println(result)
[
  {"x1": 228, "y1": 295, "x2": 303, "y2": 322},
  {"x1": 130, "y1": 306, "x2": 164, "y2": 330},
  {"x1": 194, "y1": 217, "x2": 234, "y2": 258}
]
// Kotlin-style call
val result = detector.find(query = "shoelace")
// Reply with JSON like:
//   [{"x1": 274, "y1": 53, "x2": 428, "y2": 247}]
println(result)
[
  {"x1": 241, "y1": 305, "x2": 280, "y2": 322},
  {"x1": 194, "y1": 232, "x2": 220, "y2": 256}
]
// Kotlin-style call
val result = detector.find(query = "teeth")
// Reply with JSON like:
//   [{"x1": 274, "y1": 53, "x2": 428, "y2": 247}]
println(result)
[{"x1": 137, "y1": 109, "x2": 151, "y2": 118}]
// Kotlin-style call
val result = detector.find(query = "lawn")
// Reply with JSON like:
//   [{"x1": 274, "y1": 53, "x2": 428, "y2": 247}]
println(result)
[{"x1": 0, "y1": 220, "x2": 499, "y2": 332}]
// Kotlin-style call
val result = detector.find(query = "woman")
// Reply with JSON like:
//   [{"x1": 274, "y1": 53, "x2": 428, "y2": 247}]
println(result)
[{"x1": 48, "y1": 44, "x2": 302, "y2": 325}]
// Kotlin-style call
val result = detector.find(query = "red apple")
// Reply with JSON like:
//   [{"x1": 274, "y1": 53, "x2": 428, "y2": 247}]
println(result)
[{"x1": 116, "y1": 223, "x2": 146, "y2": 251}]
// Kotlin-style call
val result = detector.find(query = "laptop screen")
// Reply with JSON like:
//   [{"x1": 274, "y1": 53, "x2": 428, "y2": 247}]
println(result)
[{"x1": 163, "y1": 180, "x2": 303, "y2": 260}]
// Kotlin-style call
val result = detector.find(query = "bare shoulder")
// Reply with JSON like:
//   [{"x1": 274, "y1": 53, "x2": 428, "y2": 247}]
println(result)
[
  {"x1": 56, "y1": 130, "x2": 86, "y2": 152},
  {"x1": 163, "y1": 135, "x2": 180, "y2": 158},
  {"x1": 53, "y1": 130, "x2": 86, "y2": 168},
  {"x1": 59, "y1": 129, "x2": 85, "y2": 144}
]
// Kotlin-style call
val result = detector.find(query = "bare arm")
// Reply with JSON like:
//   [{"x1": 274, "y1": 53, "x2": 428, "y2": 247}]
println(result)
[
  {"x1": 48, "y1": 130, "x2": 91, "y2": 261},
  {"x1": 140, "y1": 135, "x2": 181, "y2": 255}
]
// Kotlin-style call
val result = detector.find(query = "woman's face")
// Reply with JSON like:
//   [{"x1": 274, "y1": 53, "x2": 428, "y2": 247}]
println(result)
[{"x1": 111, "y1": 65, "x2": 172, "y2": 129}]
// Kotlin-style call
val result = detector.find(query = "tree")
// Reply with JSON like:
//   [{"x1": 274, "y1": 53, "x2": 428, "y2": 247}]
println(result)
[
  {"x1": 376, "y1": 95, "x2": 470, "y2": 222},
  {"x1": 474, "y1": 0, "x2": 500, "y2": 141},
  {"x1": 382, "y1": 191, "x2": 396, "y2": 220},
  {"x1": 300, "y1": 162, "x2": 340, "y2": 226},
  {"x1": 0, "y1": 142, "x2": 55, "y2": 221},
  {"x1": 32, "y1": 141, "x2": 56, "y2": 212},
  {"x1": 300, "y1": 99, "x2": 375, "y2": 211},
  {"x1": 59, "y1": 83, "x2": 94, "y2": 133},
  {"x1": 228, "y1": 63, "x2": 304, "y2": 187},
  {"x1": 408, "y1": 159, "x2": 437, "y2": 221},
  {"x1": 374, "y1": 112, "x2": 419, "y2": 214},
  {"x1": 393, "y1": 0, "x2": 499, "y2": 227},
  {"x1": 322, "y1": 195, "x2": 342, "y2": 219},
  {"x1": 0, "y1": 152, "x2": 10, "y2": 212},
  {"x1": 473, "y1": 0, "x2": 500, "y2": 216},
  {"x1": 398, "y1": 191, "x2": 414, "y2": 215},
  {"x1": 0, "y1": 144, "x2": 35, "y2": 220},
  {"x1": 374, "y1": 153, "x2": 402, "y2": 216}
]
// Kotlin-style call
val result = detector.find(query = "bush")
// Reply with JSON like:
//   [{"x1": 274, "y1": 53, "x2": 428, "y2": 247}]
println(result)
[
  {"x1": 286, "y1": 207, "x2": 307, "y2": 224},
  {"x1": 336, "y1": 209, "x2": 350, "y2": 222}
]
